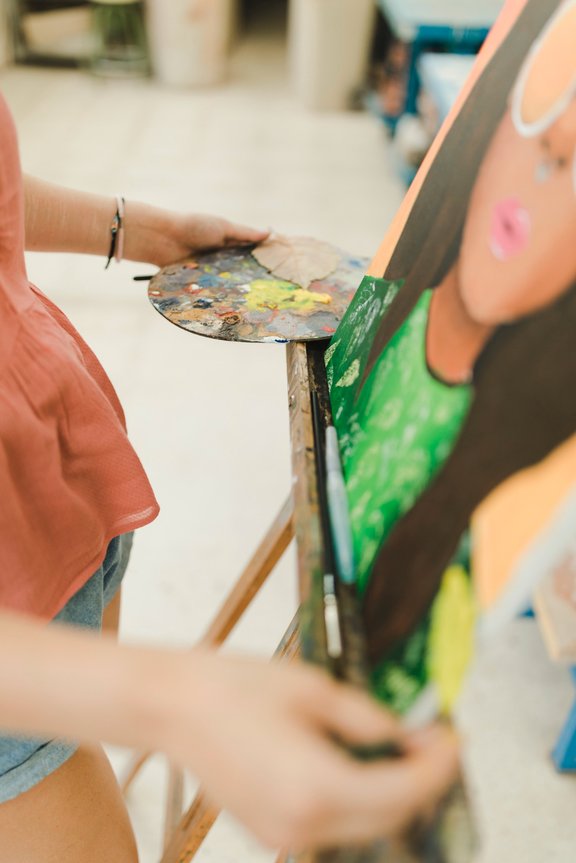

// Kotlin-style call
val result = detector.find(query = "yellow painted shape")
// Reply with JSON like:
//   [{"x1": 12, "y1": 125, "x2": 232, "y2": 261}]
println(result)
[
  {"x1": 245, "y1": 279, "x2": 332, "y2": 312},
  {"x1": 427, "y1": 565, "x2": 476, "y2": 715}
]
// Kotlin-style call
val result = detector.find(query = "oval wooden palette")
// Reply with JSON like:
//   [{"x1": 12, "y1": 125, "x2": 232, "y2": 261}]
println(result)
[{"x1": 148, "y1": 244, "x2": 367, "y2": 343}]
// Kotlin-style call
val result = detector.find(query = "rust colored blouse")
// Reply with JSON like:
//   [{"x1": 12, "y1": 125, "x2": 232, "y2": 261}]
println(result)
[{"x1": 0, "y1": 93, "x2": 159, "y2": 617}]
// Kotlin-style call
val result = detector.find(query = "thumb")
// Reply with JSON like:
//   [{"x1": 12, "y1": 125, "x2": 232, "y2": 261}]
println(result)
[
  {"x1": 310, "y1": 679, "x2": 408, "y2": 751},
  {"x1": 360, "y1": 723, "x2": 461, "y2": 812},
  {"x1": 224, "y1": 221, "x2": 270, "y2": 244},
  {"x1": 336, "y1": 724, "x2": 461, "y2": 841}
]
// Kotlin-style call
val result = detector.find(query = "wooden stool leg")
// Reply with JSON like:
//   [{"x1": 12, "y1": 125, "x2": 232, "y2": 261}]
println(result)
[
  {"x1": 160, "y1": 791, "x2": 220, "y2": 863},
  {"x1": 121, "y1": 749, "x2": 151, "y2": 795},
  {"x1": 159, "y1": 613, "x2": 300, "y2": 863},
  {"x1": 121, "y1": 495, "x2": 294, "y2": 792},
  {"x1": 163, "y1": 765, "x2": 186, "y2": 851},
  {"x1": 274, "y1": 611, "x2": 300, "y2": 661}
]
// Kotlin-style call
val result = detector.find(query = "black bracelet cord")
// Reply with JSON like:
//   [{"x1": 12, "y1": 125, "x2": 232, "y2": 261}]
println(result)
[
  {"x1": 105, "y1": 213, "x2": 120, "y2": 270},
  {"x1": 105, "y1": 196, "x2": 125, "y2": 270}
]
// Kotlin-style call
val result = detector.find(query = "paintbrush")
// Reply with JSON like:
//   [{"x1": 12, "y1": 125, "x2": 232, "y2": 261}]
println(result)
[{"x1": 311, "y1": 388, "x2": 344, "y2": 661}]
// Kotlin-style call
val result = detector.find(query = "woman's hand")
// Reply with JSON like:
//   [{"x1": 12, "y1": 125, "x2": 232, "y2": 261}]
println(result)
[
  {"x1": 156, "y1": 652, "x2": 460, "y2": 851},
  {"x1": 123, "y1": 205, "x2": 269, "y2": 267}
]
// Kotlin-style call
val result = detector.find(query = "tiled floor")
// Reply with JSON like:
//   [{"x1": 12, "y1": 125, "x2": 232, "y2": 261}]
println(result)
[{"x1": 1, "y1": 11, "x2": 575, "y2": 863}]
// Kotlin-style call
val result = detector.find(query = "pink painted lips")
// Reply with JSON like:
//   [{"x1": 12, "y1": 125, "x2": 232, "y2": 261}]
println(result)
[{"x1": 490, "y1": 197, "x2": 531, "y2": 261}]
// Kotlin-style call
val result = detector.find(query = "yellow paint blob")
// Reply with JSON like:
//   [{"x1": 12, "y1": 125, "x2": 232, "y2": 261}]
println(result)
[{"x1": 245, "y1": 279, "x2": 332, "y2": 312}]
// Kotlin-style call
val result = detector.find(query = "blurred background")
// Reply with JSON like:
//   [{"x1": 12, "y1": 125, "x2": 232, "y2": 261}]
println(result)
[
  {"x1": 1, "y1": 0, "x2": 509, "y2": 182},
  {"x1": 0, "y1": 2, "x2": 575, "y2": 862}
]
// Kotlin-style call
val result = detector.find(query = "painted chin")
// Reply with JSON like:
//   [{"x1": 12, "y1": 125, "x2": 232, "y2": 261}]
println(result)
[{"x1": 489, "y1": 197, "x2": 531, "y2": 262}]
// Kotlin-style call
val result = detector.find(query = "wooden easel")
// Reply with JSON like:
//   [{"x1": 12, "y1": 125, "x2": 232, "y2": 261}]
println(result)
[
  {"x1": 123, "y1": 339, "x2": 468, "y2": 863},
  {"x1": 122, "y1": 341, "x2": 331, "y2": 863}
]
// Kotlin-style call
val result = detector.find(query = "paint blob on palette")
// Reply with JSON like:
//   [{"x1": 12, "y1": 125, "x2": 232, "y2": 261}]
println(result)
[{"x1": 148, "y1": 244, "x2": 368, "y2": 343}]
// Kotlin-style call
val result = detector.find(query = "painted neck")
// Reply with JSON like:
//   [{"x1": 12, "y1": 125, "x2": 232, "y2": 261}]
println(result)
[{"x1": 426, "y1": 266, "x2": 492, "y2": 384}]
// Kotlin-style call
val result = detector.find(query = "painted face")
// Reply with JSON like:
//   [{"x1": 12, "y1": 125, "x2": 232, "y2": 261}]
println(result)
[{"x1": 458, "y1": 0, "x2": 576, "y2": 325}]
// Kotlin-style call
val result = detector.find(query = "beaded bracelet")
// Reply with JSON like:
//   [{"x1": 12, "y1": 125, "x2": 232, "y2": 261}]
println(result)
[{"x1": 105, "y1": 195, "x2": 126, "y2": 269}]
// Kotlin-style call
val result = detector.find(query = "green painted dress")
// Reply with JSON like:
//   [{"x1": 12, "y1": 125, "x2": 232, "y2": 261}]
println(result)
[{"x1": 326, "y1": 276, "x2": 475, "y2": 713}]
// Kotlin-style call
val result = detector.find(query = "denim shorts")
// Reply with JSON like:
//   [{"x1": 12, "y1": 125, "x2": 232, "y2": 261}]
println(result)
[{"x1": 0, "y1": 532, "x2": 133, "y2": 803}]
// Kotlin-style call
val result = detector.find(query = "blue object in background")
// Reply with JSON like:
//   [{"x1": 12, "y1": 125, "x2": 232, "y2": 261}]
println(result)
[
  {"x1": 417, "y1": 53, "x2": 476, "y2": 125},
  {"x1": 552, "y1": 668, "x2": 576, "y2": 772},
  {"x1": 377, "y1": 0, "x2": 504, "y2": 115}
]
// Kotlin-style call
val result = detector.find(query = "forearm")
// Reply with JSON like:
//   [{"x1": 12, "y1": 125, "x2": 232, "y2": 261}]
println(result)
[
  {"x1": 0, "y1": 609, "x2": 186, "y2": 753},
  {"x1": 23, "y1": 175, "x2": 173, "y2": 264},
  {"x1": 24, "y1": 176, "x2": 115, "y2": 258}
]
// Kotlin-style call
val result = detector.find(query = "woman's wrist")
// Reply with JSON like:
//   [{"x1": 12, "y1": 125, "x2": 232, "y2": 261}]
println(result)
[
  {"x1": 104, "y1": 195, "x2": 126, "y2": 268},
  {"x1": 116, "y1": 643, "x2": 212, "y2": 760},
  {"x1": 121, "y1": 201, "x2": 175, "y2": 266},
  {"x1": 23, "y1": 176, "x2": 162, "y2": 264}
]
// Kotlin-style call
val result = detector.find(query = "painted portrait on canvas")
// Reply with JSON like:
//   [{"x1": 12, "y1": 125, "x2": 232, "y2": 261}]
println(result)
[{"x1": 326, "y1": 0, "x2": 576, "y2": 714}]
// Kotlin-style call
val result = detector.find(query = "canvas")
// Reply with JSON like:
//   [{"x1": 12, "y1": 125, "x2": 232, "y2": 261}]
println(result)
[{"x1": 326, "y1": 0, "x2": 576, "y2": 717}]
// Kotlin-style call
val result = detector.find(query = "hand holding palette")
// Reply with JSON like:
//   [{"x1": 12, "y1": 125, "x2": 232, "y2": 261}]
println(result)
[{"x1": 148, "y1": 237, "x2": 367, "y2": 344}]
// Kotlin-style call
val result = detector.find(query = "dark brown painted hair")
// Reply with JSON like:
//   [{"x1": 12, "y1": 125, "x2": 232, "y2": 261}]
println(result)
[{"x1": 362, "y1": 0, "x2": 576, "y2": 662}]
